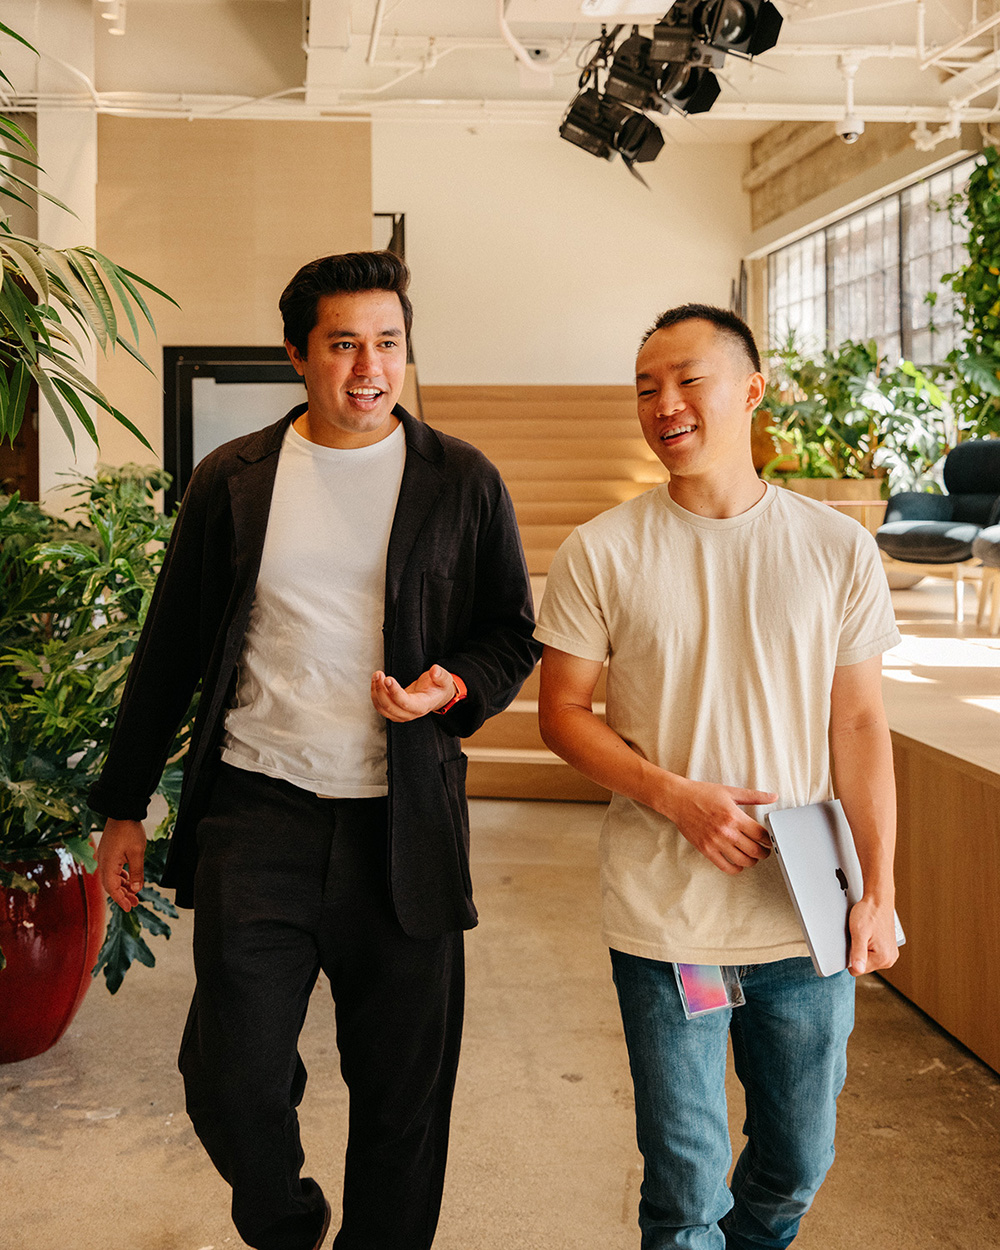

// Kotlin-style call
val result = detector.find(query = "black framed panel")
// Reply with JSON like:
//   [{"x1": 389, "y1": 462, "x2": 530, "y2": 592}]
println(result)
[{"x1": 163, "y1": 347, "x2": 305, "y2": 512}]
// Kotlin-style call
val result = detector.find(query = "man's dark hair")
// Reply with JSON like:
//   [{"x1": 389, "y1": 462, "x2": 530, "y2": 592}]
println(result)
[
  {"x1": 639, "y1": 303, "x2": 761, "y2": 373},
  {"x1": 279, "y1": 250, "x2": 413, "y2": 356}
]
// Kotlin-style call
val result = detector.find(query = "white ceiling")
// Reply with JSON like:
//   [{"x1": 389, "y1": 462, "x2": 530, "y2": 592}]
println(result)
[{"x1": 17, "y1": 1, "x2": 1000, "y2": 144}]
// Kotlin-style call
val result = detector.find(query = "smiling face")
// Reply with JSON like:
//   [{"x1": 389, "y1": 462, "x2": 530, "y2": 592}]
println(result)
[
  {"x1": 635, "y1": 317, "x2": 765, "y2": 496},
  {"x1": 285, "y1": 289, "x2": 407, "y2": 448}
]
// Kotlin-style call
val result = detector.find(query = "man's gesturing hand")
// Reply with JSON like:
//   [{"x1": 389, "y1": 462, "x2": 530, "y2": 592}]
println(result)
[
  {"x1": 665, "y1": 778, "x2": 777, "y2": 874},
  {"x1": 97, "y1": 818, "x2": 147, "y2": 912},
  {"x1": 371, "y1": 665, "x2": 457, "y2": 723}
]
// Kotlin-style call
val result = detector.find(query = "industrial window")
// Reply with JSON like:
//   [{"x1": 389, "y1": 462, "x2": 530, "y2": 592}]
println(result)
[{"x1": 766, "y1": 156, "x2": 977, "y2": 364}]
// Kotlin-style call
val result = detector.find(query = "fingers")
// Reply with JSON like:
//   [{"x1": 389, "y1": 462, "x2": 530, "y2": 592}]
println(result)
[
  {"x1": 371, "y1": 667, "x2": 455, "y2": 722},
  {"x1": 729, "y1": 788, "x2": 779, "y2": 807},
  {"x1": 848, "y1": 902, "x2": 899, "y2": 976},
  {"x1": 97, "y1": 820, "x2": 146, "y2": 913}
]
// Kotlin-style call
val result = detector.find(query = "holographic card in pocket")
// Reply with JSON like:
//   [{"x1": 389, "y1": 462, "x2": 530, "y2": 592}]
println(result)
[{"x1": 673, "y1": 963, "x2": 745, "y2": 1020}]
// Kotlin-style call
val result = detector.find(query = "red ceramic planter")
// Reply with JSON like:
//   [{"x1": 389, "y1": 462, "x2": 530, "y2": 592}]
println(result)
[{"x1": 0, "y1": 845, "x2": 106, "y2": 1064}]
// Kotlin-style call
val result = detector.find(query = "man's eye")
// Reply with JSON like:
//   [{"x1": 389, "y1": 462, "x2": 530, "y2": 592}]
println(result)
[
  {"x1": 637, "y1": 388, "x2": 655, "y2": 398},
  {"x1": 682, "y1": 377, "x2": 703, "y2": 386},
  {"x1": 333, "y1": 341, "x2": 354, "y2": 350},
  {"x1": 380, "y1": 340, "x2": 399, "y2": 349}
]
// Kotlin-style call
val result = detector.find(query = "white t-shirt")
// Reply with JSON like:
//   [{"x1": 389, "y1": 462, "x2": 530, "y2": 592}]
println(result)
[
  {"x1": 534, "y1": 482, "x2": 901, "y2": 965},
  {"x1": 222, "y1": 421, "x2": 406, "y2": 798}
]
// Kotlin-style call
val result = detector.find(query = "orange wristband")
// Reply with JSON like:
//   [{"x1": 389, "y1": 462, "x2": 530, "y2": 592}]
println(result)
[{"x1": 434, "y1": 672, "x2": 467, "y2": 714}]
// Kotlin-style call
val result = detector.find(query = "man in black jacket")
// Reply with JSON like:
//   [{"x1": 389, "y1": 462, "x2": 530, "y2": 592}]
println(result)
[{"x1": 91, "y1": 251, "x2": 539, "y2": 1250}]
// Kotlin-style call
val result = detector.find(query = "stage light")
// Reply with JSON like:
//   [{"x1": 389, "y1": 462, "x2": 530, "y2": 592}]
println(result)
[
  {"x1": 702, "y1": 0, "x2": 782, "y2": 56},
  {"x1": 604, "y1": 31, "x2": 657, "y2": 110},
  {"x1": 558, "y1": 4, "x2": 781, "y2": 175},
  {"x1": 559, "y1": 88, "x2": 620, "y2": 161},
  {"x1": 654, "y1": 60, "x2": 721, "y2": 114},
  {"x1": 652, "y1": 0, "x2": 781, "y2": 62},
  {"x1": 559, "y1": 87, "x2": 664, "y2": 172}
]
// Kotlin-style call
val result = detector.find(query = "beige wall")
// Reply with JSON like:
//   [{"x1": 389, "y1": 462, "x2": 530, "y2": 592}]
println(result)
[
  {"x1": 95, "y1": 117, "x2": 372, "y2": 465},
  {"x1": 373, "y1": 123, "x2": 751, "y2": 386}
]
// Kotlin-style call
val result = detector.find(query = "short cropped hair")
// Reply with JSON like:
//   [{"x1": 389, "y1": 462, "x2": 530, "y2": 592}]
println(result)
[
  {"x1": 639, "y1": 303, "x2": 761, "y2": 374},
  {"x1": 279, "y1": 251, "x2": 413, "y2": 356}
]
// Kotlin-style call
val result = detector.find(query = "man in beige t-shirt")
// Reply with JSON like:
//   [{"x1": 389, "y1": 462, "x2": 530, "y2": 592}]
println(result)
[{"x1": 535, "y1": 305, "x2": 900, "y2": 1249}]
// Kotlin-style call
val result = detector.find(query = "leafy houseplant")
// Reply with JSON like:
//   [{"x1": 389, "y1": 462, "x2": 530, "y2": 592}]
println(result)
[
  {"x1": 759, "y1": 336, "x2": 953, "y2": 495},
  {"x1": 0, "y1": 19, "x2": 175, "y2": 452},
  {"x1": 0, "y1": 467, "x2": 190, "y2": 993},
  {"x1": 942, "y1": 144, "x2": 1000, "y2": 439}
]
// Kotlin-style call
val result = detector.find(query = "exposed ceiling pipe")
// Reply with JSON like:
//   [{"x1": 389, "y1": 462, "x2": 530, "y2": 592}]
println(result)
[
  {"x1": 920, "y1": 7, "x2": 1000, "y2": 72},
  {"x1": 496, "y1": 0, "x2": 556, "y2": 74},
  {"x1": 910, "y1": 115, "x2": 963, "y2": 150},
  {"x1": 952, "y1": 64, "x2": 1000, "y2": 109},
  {"x1": 367, "y1": 0, "x2": 388, "y2": 66}
]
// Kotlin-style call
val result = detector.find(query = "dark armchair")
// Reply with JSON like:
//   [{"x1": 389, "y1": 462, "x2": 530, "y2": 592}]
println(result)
[{"x1": 875, "y1": 439, "x2": 1000, "y2": 622}]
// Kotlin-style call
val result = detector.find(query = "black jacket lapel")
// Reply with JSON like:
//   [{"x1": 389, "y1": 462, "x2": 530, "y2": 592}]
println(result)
[{"x1": 384, "y1": 407, "x2": 446, "y2": 635}]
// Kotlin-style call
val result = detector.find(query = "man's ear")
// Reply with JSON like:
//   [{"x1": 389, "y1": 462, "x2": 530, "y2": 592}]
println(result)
[
  {"x1": 285, "y1": 339, "x2": 306, "y2": 377},
  {"x1": 747, "y1": 371, "x2": 766, "y2": 410}
]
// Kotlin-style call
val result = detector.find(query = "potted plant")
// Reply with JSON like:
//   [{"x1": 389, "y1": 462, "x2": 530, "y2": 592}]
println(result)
[
  {"x1": 0, "y1": 467, "x2": 189, "y2": 1062},
  {"x1": 758, "y1": 335, "x2": 953, "y2": 517}
]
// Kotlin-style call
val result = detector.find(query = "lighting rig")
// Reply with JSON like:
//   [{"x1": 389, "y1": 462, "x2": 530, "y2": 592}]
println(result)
[{"x1": 560, "y1": 1, "x2": 783, "y2": 179}]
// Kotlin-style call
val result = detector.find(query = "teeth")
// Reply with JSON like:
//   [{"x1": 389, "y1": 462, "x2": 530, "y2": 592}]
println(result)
[
  {"x1": 662, "y1": 424, "x2": 696, "y2": 439},
  {"x1": 349, "y1": 388, "x2": 381, "y2": 397}
]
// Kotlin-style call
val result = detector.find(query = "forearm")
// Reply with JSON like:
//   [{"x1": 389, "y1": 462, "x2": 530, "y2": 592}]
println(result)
[
  {"x1": 540, "y1": 703, "x2": 682, "y2": 816},
  {"x1": 831, "y1": 711, "x2": 897, "y2": 904}
]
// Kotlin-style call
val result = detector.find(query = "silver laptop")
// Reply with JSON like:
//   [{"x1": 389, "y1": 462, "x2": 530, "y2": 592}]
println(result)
[{"x1": 765, "y1": 800, "x2": 905, "y2": 978}]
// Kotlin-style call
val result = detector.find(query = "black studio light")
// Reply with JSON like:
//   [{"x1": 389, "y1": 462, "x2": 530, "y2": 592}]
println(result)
[
  {"x1": 604, "y1": 31, "x2": 656, "y2": 110},
  {"x1": 652, "y1": 0, "x2": 782, "y2": 63},
  {"x1": 559, "y1": 4, "x2": 781, "y2": 174},
  {"x1": 559, "y1": 88, "x2": 621, "y2": 161},
  {"x1": 705, "y1": 0, "x2": 782, "y2": 57},
  {"x1": 559, "y1": 87, "x2": 664, "y2": 169},
  {"x1": 616, "y1": 109, "x2": 665, "y2": 165},
  {"x1": 653, "y1": 60, "x2": 721, "y2": 115}
]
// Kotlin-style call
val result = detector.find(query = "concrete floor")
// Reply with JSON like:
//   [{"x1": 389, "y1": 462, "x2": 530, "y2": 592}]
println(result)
[{"x1": 3, "y1": 797, "x2": 999, "y2": 1250}]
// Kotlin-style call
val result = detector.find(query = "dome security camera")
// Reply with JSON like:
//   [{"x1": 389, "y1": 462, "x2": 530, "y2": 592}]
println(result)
[{"x1": 836, "y1": 114, "x2": 865, "y2": 144}]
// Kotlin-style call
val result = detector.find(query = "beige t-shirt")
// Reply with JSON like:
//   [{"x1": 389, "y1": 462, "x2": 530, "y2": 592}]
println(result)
[{"x1": 534, "y1": 482, "x2": 901, "y2": 965}]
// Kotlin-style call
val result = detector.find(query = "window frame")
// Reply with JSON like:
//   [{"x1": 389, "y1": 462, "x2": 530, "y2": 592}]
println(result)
[{"x1": 766, "y1": 155, "x2": 977, "y2": 366}]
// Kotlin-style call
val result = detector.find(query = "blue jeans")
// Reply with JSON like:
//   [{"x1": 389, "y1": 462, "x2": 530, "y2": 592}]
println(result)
[{"x1": 610, "y1": 952, "x2": 855, "y2": 1250}]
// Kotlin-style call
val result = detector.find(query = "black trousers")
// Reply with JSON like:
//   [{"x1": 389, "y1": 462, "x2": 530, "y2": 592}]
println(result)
[{"x1": 178, "y1": 764, "x2": 465, "y2": 1250}]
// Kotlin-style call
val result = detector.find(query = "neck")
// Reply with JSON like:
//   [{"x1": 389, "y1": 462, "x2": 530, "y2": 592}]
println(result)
[{"x1": 667, "y1": 466, "x2": 767, "y2": 519}]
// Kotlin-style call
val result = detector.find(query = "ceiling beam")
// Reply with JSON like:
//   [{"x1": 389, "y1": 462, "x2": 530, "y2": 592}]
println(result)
[{"x1": 304, "y1": 0, "x2": 352, "y2": 107}]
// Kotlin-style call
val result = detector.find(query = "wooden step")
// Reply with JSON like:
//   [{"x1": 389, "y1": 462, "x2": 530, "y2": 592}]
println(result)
[
  {"x1": 498, "y1": 458, "x2": 665, "y2": 482},
  {"x1": 514, "y1": 500, "x2": 614, "y2": 526},
  {"x1": 519, "y1": 522, "x2": 577, "y2": 550},
  {"x1": 507, "y1": 479, "x2": 664, "y2": 502},
  {"x1": 527, "y1": 549, "x2": 559, "y2": 575},
  {"x1": 419, "y1": 384, "x2": 638, "y2": 802},
  {"x1": 422, "y1": 382, "x2": 634, "y2": 411},
  {"x1": 465, "y1": 747, "x2": 610, "y2": 802},
  {"x1": 432, "y1": 417, "x2": 643, "y2": 442},
  {"x1": 439, "y1": 437, "x2": 658, "y2": 462}
]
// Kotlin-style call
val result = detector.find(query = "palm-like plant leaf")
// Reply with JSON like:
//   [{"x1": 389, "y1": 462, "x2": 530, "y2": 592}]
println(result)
[{"x1": 0, "y1": 24, "x2": 176, "y2": 451}]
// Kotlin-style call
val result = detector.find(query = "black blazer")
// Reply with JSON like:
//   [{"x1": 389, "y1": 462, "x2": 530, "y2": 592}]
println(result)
[{"x1": 89, "y1": 405, "x2": 540, "y2": 937}]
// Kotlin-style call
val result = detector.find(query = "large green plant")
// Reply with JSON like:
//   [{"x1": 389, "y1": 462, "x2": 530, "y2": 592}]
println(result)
[
  {"x1": 762, "y1": 336, "x2": 951, "y2": 492},
  {"x1": 943, "y1": 144, "x2": 1000, "y2": 438},
  {"x1": 0, "y1": 467, "x2": 191, "y2": 990},
  {"x1": 0, "y1": 20, "x2": 175, "y2": 452}
]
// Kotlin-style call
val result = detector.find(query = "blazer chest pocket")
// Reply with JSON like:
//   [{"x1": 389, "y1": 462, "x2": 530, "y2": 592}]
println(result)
[{"x1": 420, "y1": 572, "x2": 469, "y2": 657}]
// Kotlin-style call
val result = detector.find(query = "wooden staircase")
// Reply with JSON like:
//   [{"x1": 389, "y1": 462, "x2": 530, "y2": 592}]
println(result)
[{"x1": 420, "y1": 385, "x2": 668, "y2": 802}]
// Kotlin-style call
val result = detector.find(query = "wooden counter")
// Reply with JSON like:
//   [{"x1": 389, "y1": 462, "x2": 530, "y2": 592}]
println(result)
[{"x1": 882, "y1": 732, "x2": 1000, "y2": 1072}]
